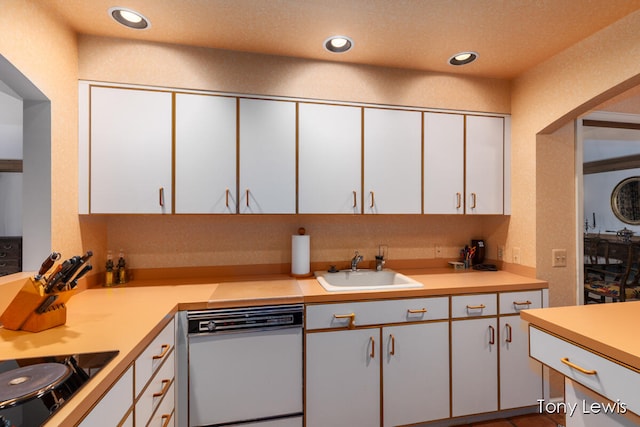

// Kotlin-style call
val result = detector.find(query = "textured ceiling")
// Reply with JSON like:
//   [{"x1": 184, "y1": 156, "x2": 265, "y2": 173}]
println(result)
[{"x1": 43, "y1": 0, "x2": 640, "y2": 80}]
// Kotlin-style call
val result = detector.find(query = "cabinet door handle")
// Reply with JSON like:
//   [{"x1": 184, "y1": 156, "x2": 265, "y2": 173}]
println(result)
[
  {"x1": 245, "y1": 189, "x2": 250, "y2": 207},
  {"x1": 370, "y1": 336, "x2": 375, "y2": 359},
  {"x1": 352, "y1": 191, "x2": 357, "y2": 208},
  {"x1": 369, "y1": 191, "x2": 375, "y2": 208},
  {"x1": 161, "y1": 414, "x2": 172, "y2": 427},
  {"x1": 505, "y1": 323, "x2": 512, "y2": 343},
  {"x1": 225, "y1": 188, "x2": 230, "y2": 208},
  {"x1": 471, "y1": 192, "x2": 477, "y2": 209},
  {"x1": 407, "y1": 308, "x2": 427, "y2": 314},
  {"x1": 561, "y1": 357, "x2": 597, "y2": 375},
  {"x1": 159, "y1": 187, "x2": 165, "y2": 207},
  {"x1": 456, "y1": 192, "x2": 462, "y2": 209},
  {"x1": 152, "y1": 344, "x2": 170, "y2": 360},
  {"x1": 334, "y1": 313, "x2": 355, "y2": 329},
  {"x1": 389, "y1": 334, "x2": 395, "y2": 356},
  {"x1": 153, "y1": 379, "x2": 171, "y2": 398},
  {"x1": 488, "y1": 325, "x2": 495, "y2": 345}
]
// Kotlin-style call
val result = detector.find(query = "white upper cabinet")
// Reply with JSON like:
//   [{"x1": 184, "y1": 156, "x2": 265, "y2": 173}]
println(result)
[
  {"x1": 424, "y1": 112, "x2": 465, "y2": 214},
  {"x1": 238, "y1": 98, "x2": 296, "y2": 214},
  {"x1": 175, "y1": 93, "x2": 237, "y2": 214},
  {"x1": 466, "y1": 115, "x2": 504, "y2": 214},
  {"x1": 89, "y1": 86, "x2": 173, "y2": 214},
  {"x1": 298, "y1": 103, "x2": 362, "y2": 214},
  {"x1": 364, "y1": 108, "x2": 422, "y2": 214}
]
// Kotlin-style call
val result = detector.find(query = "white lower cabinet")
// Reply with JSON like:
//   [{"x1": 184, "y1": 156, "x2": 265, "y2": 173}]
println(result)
[
  {"x1": 382, "y1": 322, "x2": 449, "y2": 426},
  {"x1": 306, "y1": 328, "x2": 380, "y2": 427},
  {"x1": 451, "y1": 317, "x2": 499, "y2": 417},
  {"x1": 78, "y1": 365, "x2": 134, "y2": 427}
]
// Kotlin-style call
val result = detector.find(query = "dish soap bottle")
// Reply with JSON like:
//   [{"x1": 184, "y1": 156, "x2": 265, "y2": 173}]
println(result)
[
  {"x1": 105, "y1": 250, "x2": 114, "y2": 286},
  {"x1": 117, "y1": 249, "x2": 127, "y2": 284}
]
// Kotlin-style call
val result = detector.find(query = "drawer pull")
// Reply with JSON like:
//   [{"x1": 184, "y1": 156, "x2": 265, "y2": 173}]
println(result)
[
  {"x1": 513, "y1": 300, "x2": 532, "y2": 307},
  {"x1": 161, "y1": 414, "x2": 172, "y2": 427},
  {"x1": 334, "y1": 313, "x2": 356, "y2": 329},
  {"x1": 0, "y1": 252, "x2": 6, "y2": 258},
  {"x1": 488, "y1": 325, "x2": 495, "y2": 345},
  {"x1": 152, "y1": 344, "x2": 170, "y2": 360},
  {"x1": 153, "y1": 379, "x2": 171, "y2": 398},
  {"x1": 505, "y1": 323, "x2": 512, "y2": 343},
  {"x1": 466, "y1": 304, "x2": 486, "y2": 312},
  {"x1": 407, "y1": 308, "x2": 427, "y2": 314},
  {"x1": 561, "y1": 357, "x2": 597, "y2": 375},
  {"x1": 370, "y1": 336, "x2": 375, "y2": 359},
  {"x1": 389, "y1": 334, "x2": 395, "y2": 356}
]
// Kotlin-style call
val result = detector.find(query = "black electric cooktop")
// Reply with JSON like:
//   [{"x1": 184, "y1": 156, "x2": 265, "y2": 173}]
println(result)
[{"x1": 0, "y1": 350, "x2": 118, "y2": 427}]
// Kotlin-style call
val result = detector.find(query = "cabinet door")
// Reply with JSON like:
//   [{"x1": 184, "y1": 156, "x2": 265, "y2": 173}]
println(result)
[
  {"x1": 499, "y1": 316, "x2": 543, "y2": 410},
  {"x1": 424, "y1": 112, "x2": 464, "y2": 214},
  {"x1": 90, "y1": 86, "x2": 172, "y2": 214},
  {"x1": 465, "y1": 115, "x2": 504, "y2": 214},
  {"x1": 383, "y1": 322, "x2": 449, "y2": 427},
  {"x1": 305, "y1": 329, "x2": 379, "y2": 427},
  {"x1": 364, "y1": 108, "x2": 422, "y2": 214},
  {"x1": 175, "y1": 93, "x2": 237, "y2": 213},
  {"x1": 298, "y1": 103, "x2": 362, "y2": 214},
  {"x1": 78, "y1": 365, "x2": 133, "y2": 427},
  {"x1": 239, "y1": 98, "x2": 296, "y2": 213},
  {"x1": 451, "y1": 318, "x2": 498, "y2": 417}
]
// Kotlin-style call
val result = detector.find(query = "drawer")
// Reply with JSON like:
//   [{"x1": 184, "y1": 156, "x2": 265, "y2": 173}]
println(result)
[
  {"x1": 529, "y1": 326, "x2": 640, "y2": 415},
  {"x1": 135, "y1": 349, "x2": 175, "y2": 426},
  {"x1": 135, "y1": 317, "x2": 175, "y2": 397},
  {"x1": 498, "y1": 290, "x2": 542, "y2": 314},
  {"x1": 147, "y1": 381, "x2": 175, "y2": 427},
  {"x1": 306, "y1": 297, "x2": 449, "y2": 330},
  {"x1": 451, "y1": 293, "x2": 497, "y2": 318}
]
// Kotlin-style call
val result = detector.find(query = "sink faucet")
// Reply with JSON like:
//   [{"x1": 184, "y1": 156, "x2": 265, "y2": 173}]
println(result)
[{"x1": 351, "y1": 251, "x2": 363, "y2": 271}]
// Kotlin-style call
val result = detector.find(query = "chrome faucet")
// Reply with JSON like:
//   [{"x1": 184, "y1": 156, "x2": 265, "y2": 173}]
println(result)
[{"x1": 351, "y1": 251, "x2": 363, "y2": 271}]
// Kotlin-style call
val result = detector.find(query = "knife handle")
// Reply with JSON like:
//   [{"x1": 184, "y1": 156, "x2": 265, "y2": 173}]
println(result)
[
  {"x1": 69, "y1": 264, "x2": 93, "y2": 289},
  {"x1": 38, "y1": 252, "x2": 61, "y2": 276}
]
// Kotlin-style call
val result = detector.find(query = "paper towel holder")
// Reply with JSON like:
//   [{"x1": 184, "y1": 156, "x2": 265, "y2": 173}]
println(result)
[{"x1": 291, "y1": 227, "x2": 313, "y2": 278}]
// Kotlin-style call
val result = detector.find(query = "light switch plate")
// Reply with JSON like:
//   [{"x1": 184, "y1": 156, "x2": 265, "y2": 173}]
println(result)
[{"x1": 552, "y1": 249, "x2": 567, "y2": 267}]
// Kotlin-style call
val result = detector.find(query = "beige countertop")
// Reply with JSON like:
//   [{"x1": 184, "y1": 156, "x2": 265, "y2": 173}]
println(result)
[
  {"x1": 521, "y1": 302, "x2": 640, "y2": 372},
  {"x1": 0, "y1": 269, "x2": 547, "y2": 426}
]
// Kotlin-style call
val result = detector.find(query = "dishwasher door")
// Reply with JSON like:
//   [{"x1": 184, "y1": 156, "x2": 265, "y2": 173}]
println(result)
[{"x1": 188, "y1": 327, "x2": 303, "y2": 427}]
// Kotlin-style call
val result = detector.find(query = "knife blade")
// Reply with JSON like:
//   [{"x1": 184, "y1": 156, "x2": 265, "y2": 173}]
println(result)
[
  {"x1": 58, "y1": 251, "x2": 93, "y2": 289},
  {"x1": 34, "y1": 252, "x2": 61, "y2": 281},
  {"x1": 68, "y1": 264, "x2": 93, "y2": 289}
]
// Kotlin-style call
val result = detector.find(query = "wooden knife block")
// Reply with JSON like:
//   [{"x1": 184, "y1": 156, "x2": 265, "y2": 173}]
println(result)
[{"x1": 0, "y1": 278, "x2": 76, "y2": 332}]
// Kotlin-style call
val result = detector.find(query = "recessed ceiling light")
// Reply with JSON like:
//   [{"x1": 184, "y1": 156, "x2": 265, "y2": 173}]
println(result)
[
  {"x1": 324, "y1": 36, "x2": 354, "y2": 53},
  {"x1": 108, "y1": 7, "x2": 150, "y2": 30},
  {"x1": 449, "y1": 51, "x2": 478, "y2": 66}
]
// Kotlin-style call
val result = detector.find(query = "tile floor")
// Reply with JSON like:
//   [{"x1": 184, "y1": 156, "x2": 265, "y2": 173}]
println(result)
[{"x1": 453, "y1": 411, "x2": 565, "y2": 427}]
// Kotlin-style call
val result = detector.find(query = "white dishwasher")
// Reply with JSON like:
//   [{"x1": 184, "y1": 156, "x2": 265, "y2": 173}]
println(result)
[{"x1": 187, "y1": 304, "x2": 303, "y2": 427}]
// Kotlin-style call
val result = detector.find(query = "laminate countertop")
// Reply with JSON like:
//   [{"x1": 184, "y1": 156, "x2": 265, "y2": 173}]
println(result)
[
  {"x1": 0, "y1": 269, "x2": 547, "y2": 426},
  {"x1": 521, "y1": 301, "x2": 640, "y2": 372}
]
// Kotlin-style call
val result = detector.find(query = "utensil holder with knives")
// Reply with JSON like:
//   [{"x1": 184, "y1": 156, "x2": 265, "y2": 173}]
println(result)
[
  {"x1": 0, "y1": 278, "x2": 76, "y2": 332},
  {"x1": 0, "y1": 250, "x2": 93, "y2": 332}
]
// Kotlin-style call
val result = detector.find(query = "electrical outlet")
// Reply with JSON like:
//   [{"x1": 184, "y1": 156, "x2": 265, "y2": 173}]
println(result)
[
  {"x1": 552, "y1": 249, "x2": 567, "y2": 267},
  {"x1": 497, "y1": 245, "x2": 505, "y2": 260},
  {"x1": 435, "y1": 245, "x2": 443, "y2": 258},
  {"x1": 513, "y1": 247, "x2": 521, "y2": 264}
]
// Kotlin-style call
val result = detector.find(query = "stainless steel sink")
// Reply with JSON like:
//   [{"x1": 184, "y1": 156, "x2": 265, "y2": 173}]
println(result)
[{"x1": 314, "y1": 269, "x2": 423, "y2": 292}]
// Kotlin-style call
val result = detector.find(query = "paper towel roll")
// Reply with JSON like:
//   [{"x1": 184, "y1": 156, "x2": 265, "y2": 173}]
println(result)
[{"x1": 291, "y1": 234, "x2": 310, "y2": 276}]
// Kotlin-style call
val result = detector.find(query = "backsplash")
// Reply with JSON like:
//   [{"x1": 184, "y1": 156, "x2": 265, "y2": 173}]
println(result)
[{"x1": 100, "y1": 214, "x2": 508, "y2": 270}]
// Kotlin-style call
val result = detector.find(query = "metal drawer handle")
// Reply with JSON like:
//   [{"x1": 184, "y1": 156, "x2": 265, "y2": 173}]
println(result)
[
  {"x1": 513, "y1": 300, "x2": 532, "y2": 307},
  {"x1": 561, "y1": 357, "x2": 597, "y2": 375},
  {"x1": 153, "y1": 379, "x2": 171, "y2": 398},
  {"x1": 334, "y1": 313, "x2": 355, "y2": 329},
  {"x1": 161, "y1": 414, "x2": 172, "y2": 427},
  {"x1": 152, "y1": 344, "x2": 170, "y2": 360},
  {"x1": 0, "y1": 253, "x2": 6, "y2": 258},
  {"x1": 2, "y1": 244, "x2": 12, "y2": 250},
  {"x1": 466, "y1": 304, "x2": 486, "y2": 311},
  {"x1": 407, "y1": 308, "x2": 427, "y2": 314}
]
